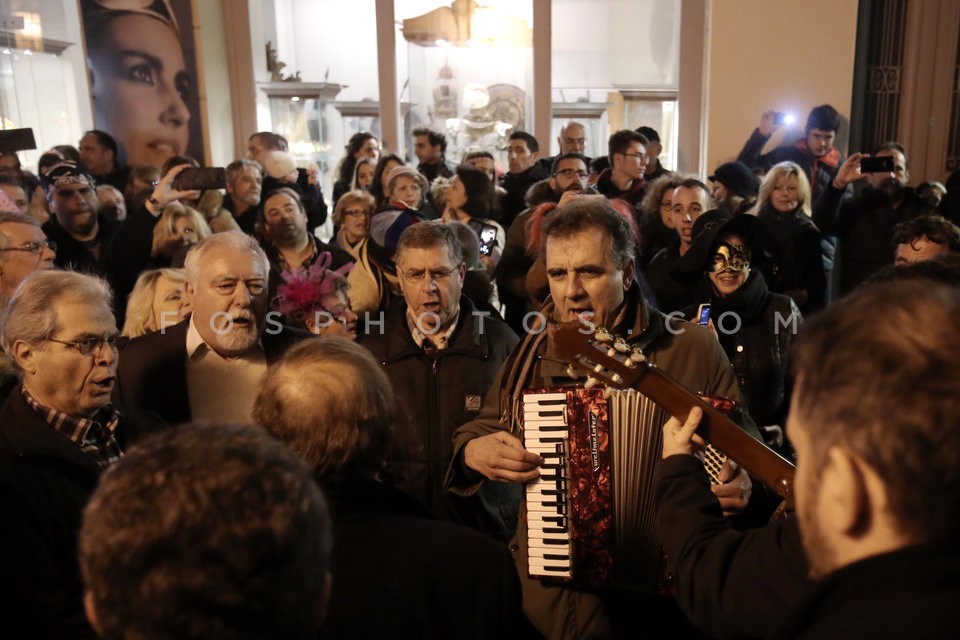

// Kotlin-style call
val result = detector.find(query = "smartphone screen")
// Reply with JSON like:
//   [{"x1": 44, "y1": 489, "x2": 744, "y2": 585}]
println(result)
[
  {"x1": 859, "y1": 156, "x2": 895, "y2": 173},
  {"x1": 697, "y1": 304, "x2": 711, "y2": 325},
  {"x1": 478, "y1": 227, "x2": 496, "y2": 256},
  {"x1": 173, "y1": 167, "x2": 227, "y2": 191},
  {"x1": 772, "y1": 112, "x2": 786, "y2": 126}
]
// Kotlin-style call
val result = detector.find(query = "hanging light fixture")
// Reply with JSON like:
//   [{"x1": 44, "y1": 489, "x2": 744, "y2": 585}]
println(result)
[{"x1": 401, "y1": 0, "x2": 531, "y2": 47}]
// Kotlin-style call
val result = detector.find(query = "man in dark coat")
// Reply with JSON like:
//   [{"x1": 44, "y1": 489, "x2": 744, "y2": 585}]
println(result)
[
  {"x1": 737, "y1": 105, "x2": 843, "y2": 202},
  {"x1": 246, "y1": 131, "x2": 327, "y2": 230},
  {"x1": 254, "y1": 338, "x2": 534, "y2": 640},
  {"x1": 41, "y1": 162, "x2": 119, "y2": 277},
  {"x1": 360, "y1": 221, "x2": 519, "y2": 538},
  {"x1": 116, "y1": 231, "x2": 312, "y2": 426},
  {"x1": 813, "y1": 141, "x2": 938, "y2": 294},
  {"x1": 448, "y1": 199, "x2": 758, "y2": 639},
  {"x1": 0, "y1": 270, "x2": 156, "y2": 639},
  {"x1": 500, "y1": 131, "x2": 549, "y2": 230},
  {"x1": 657, "y1": 279, "x2": 960, "y2": 639},
  {"x1": 593, "y1": 129, "x2": 649, "y2": 212}
]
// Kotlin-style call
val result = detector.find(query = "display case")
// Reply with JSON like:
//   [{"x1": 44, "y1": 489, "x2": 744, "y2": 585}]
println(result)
[{"x1": 396, "y1": 0, "x2": 534, "y2": 167}]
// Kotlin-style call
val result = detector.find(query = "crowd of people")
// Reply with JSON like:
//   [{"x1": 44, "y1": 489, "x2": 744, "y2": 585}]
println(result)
[{"x1": 0, "y1": 102, "x2": 958, "y2": 640}]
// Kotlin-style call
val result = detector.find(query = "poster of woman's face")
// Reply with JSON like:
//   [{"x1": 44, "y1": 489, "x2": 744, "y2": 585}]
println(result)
[{"x1": 80, "y1": 0, "x2": 205, "y2": 169}]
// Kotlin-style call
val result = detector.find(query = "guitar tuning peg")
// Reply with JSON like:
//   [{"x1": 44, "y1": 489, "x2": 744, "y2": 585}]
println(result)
[
  {"x1": 566, "y1": 365, "x2": 578, "y2": 379},
  {"x1": 613, "y1": 339, "x2": 630, "y2": 353},
  {"x1": 629, "y1": 349, "x2": 646, "y2": 363},
  {"x1": 584, "y1": 376, "x2": 600, "y2": 389},
  {"x1": 595, "y1": 328, "x2": 613, "y2": 343},
  {"x1": 606, "y1": 347, "x2": 617, "y2": 358}
]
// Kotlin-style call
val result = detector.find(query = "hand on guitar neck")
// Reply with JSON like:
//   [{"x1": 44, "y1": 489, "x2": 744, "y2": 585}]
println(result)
[
  {"x1": 464, "y1": 432, "x2": 543, "y2": 483},
  {"x1": 663, "y1": 406, "x2": 753, "y2": 516}
]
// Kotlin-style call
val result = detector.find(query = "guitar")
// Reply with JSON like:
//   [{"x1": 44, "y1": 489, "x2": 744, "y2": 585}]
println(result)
[{"x1": 553, "y1": 323, "x2": 796, "y2": 509}]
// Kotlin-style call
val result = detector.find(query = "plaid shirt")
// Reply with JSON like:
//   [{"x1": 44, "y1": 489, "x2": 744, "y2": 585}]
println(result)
[{"x1": 21, "y1": 386, "x2": 123, "y2": 468}]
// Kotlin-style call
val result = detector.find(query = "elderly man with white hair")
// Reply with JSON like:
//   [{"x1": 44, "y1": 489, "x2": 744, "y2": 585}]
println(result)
[{"x1": 116, "y1": 230, "x2": 312, "y2": 425}]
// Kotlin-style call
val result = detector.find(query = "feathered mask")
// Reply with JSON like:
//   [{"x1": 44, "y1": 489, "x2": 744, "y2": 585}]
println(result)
[{"x1": 272, "y1": 252, "x2": 354, "y2": 317}]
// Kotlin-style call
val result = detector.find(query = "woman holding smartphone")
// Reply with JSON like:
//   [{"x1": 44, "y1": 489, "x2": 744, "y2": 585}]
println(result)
[
  {"x1": 675, "y1": 211, "x2": 800, "y2": 431},
  {"x1": 441, "y1": 164, "x2": 504, "y2": 271}
]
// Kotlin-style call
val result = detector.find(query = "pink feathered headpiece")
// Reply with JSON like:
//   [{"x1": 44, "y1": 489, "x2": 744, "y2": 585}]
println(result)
[{"x1": 272, "y1": 252, "x2": 354, "y2": 317}]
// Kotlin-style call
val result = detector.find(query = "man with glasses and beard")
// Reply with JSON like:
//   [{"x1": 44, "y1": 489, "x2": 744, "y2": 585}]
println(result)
[
  {"x1": 116, "y1": 231, "x2": 312, "y2": 426},
  {"x1": 497, "y1": 152, "x2": 594, "y2": 334},
  {"x1": 813, "y1": 141, "x2": 938, "y2": 294}
]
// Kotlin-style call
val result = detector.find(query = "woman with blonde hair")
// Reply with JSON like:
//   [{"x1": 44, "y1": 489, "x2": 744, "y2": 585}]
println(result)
[
  {"x1": 122, "y1": 268, "x2": 191, "y2": 338},
  {"x1": 333, "y1": 189, "x2": 390, "y2": 314},
  {"x1": 151, "y1": 202, "x2": 211, "y2": 265},
  {"x1": 749, "y1": 161, "x2": 826, "y2": 313}
]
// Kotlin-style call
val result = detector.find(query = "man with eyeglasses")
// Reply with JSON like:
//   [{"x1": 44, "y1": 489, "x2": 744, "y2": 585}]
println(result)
[
  {"x1": 0, "y1": 212, "x2": 57, "y2": 308},
  {"x1": 497, "y1": 153, "x2": 595, "y2": 335},
  {"x1": 0, "y1": 270, "x2": 157, "y2": 638},
  {"x1": 359, "y1": 222, "x2": 518, "y2": 539},
  {"x1": 594, "y1": 129, "x2": 650, "y2": 213},
  {"x1": 40, "y1": 162, "x2": 119, "y2": 278},
  {"x1": 116, "y1": 231, "x2": 312, "y2": 426}
]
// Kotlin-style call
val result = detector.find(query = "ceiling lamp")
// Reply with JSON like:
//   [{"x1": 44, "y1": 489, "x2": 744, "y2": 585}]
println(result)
[{"x1": 401, "y1": 0, "x2": 531, "y2": 47}]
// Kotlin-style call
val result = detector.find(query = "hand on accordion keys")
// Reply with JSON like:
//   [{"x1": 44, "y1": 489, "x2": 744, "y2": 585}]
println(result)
[
  {"x1": 464, "y1": 431, "x2": 543, "y2": 483},
  {"x1": 662, "y1": 406, "x2": 752, "y2": 517}
]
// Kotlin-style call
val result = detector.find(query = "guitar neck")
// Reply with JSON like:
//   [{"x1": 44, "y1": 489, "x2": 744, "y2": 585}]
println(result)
[{"x1": 638, "y1": 364, "x2": 795, "y2": 508}]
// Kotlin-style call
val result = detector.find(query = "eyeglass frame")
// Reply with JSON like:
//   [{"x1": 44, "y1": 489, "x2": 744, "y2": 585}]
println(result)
[
  {"x1": 397, "y1": 263, "x2": 464, "y2": 284},
  {"x1": 553, "y1": 168, "x2": 589, "y2": 179},
  {"x1": 0, "y1": 240, "x2": 57, "y2": 255},
  {"x1": 343, "y1": 208, "x2": 372, "y2": 218},
  {"x1": 46, "y1": 334, "x2": 120, "y2": 357},
  {"x1": 619, "y1": 152, "x2": 649, "y2": 161}
]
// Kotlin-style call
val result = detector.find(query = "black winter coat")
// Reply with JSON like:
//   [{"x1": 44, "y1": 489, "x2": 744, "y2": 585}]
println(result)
[
  {"x1": 320, "y1": 478, "x2": 534, "y2": 639},
  {"x1": 813, "y1": 183, "x2": 938, "y2": 294},
  {"x1": 359, "y1": 297, "x2": 520, "y2": 539},
  {"x1": 757, "y1": 205, "x2": 827, "y2": 314},
  {"x1": 655, "y1": 455, "x2": 812, "y2": 640},
  {"x1": 681, "y1": 273, "x2": 800, "y2": 427},
  {"x1": 737, "y1": 131, "x2": 842, "y2": 202},
  {"x1": 0, "y1": 391, "x2": 156, "y2": 639}
]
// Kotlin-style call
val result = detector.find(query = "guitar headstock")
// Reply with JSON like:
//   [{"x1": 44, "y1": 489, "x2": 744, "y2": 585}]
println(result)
[{"x1": 553, "y1": 323, "x2": 653, "y2": 390}]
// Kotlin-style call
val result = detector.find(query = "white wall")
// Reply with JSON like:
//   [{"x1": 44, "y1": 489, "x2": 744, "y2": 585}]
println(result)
[{"x1": 196, "y1": 0, "x2": 235, "y2": 165}]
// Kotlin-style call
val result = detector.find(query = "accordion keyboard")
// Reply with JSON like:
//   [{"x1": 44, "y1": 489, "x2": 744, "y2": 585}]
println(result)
[{"x1": 523, "y1": 393, "x2": 573, "y2": 579}]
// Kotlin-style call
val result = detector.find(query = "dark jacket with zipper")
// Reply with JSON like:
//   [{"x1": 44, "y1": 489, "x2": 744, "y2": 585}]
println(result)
[
  {"x1": 359, "y1": 296, "x2": 520, "y2": 539},
  {"x1": 680, "y1": 272, "x2": 801, "y2": 427},
  {"x1": 0, "y1": 390, "x2": 158, "y2": 639}
]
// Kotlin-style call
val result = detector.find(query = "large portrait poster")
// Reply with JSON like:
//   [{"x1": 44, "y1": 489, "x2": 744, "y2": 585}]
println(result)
[{"x1": 79, "y1": 0, "x2": 206, "y2": 168}]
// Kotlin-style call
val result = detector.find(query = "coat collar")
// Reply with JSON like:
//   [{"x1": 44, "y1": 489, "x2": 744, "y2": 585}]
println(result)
[
  {"x1": 372, "y1": 297, "x2": 489, "y2": 364},
  {"x1": 0, "y1": 390, "x2": 103, "y2": 476}
]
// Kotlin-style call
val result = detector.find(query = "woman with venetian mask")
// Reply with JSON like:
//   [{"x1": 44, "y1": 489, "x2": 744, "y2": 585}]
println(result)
[{"x1": 674, "y1": 211, "x2": 801, "y2": 429}]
